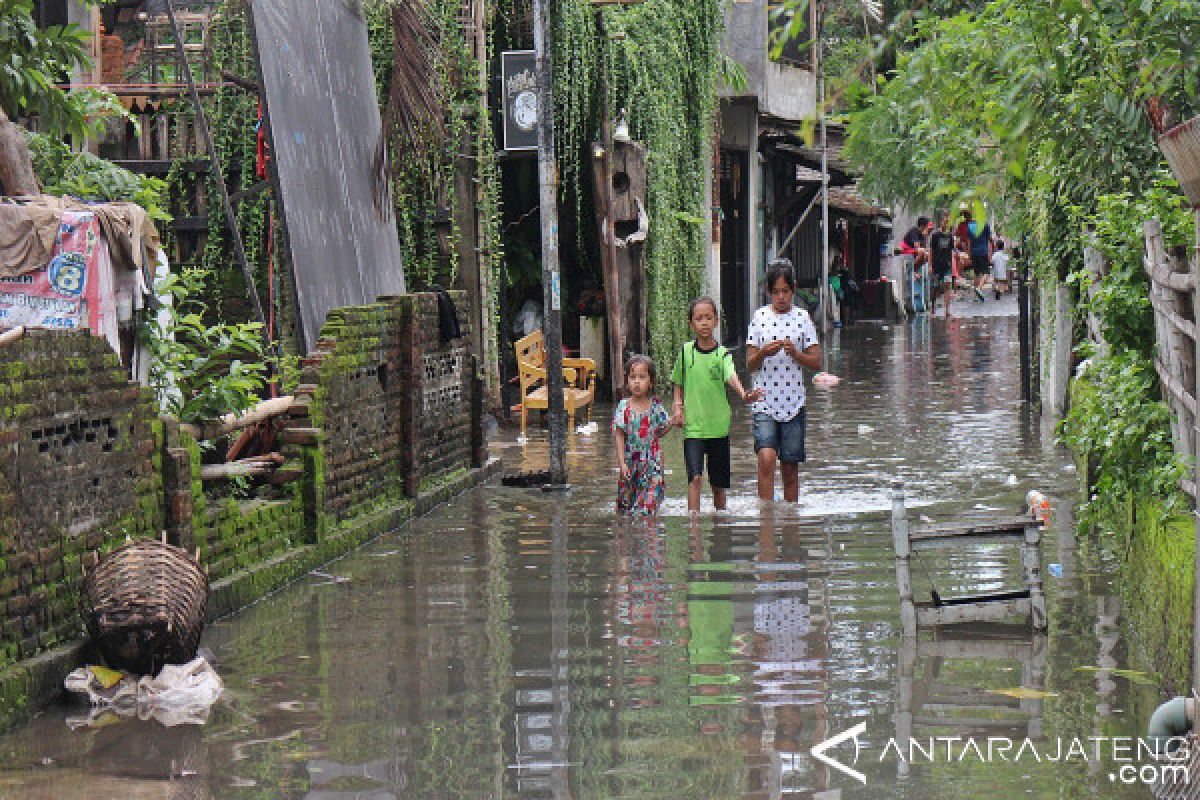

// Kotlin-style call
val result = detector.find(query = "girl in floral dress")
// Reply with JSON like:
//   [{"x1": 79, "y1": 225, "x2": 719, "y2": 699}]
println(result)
[{"x1": 613, "y1": 355, "x2": 676, "y2": 517}]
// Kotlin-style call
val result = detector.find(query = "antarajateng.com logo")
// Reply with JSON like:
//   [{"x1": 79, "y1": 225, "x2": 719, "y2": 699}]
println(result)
[{"x1": 811, "y1": 722, "x2": 1192, "y2": 788}]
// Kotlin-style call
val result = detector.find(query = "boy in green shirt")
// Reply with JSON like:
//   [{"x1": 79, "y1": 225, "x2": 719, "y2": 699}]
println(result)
[{"x1": 671, "y1": 297, "x2": 763, "y2": 512}]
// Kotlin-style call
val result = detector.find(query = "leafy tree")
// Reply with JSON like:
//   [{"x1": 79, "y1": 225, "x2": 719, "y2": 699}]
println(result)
[
  {"x1": 842, "y1": 0, "x2": 1200, "y2": 280},
  {"x1": 0, "y1": 0, "x2": 118, "y2": 140}
]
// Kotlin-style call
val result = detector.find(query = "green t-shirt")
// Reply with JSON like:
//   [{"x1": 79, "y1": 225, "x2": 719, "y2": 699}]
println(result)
[{"x1": 670, "y1": 341, "x2": 736, "y2": 439}]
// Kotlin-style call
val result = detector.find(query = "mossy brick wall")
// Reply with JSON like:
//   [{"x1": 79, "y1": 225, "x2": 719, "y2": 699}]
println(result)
[
  {"x1": 0, "y1": 330, "x2": 163, "y2": 670},
  {"x1": 397, "y1": 292, "x2": 476, "y2": 495},
  {"x1": 290, "y1": 290, "x2": 479, "y2": 534},
  {"x1": 0, "y1": 292, "x2": 485, "y2": 710}
]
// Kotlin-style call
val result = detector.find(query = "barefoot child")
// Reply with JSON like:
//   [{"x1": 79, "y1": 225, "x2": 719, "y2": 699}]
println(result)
[
  {"x1": 671, "y1": 297, "x2": 763, "y2": 512},
  {"x1": 613, "y1": 355, "x2": 676, "y2": 517}
]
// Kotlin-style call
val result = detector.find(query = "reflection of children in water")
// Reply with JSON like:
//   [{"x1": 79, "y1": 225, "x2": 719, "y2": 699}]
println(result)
[
  {"x1": 613, "y1": 521, "x2": 685, "y2": 708},
  {"x1": 688, "y1": 518, "x2": 741, "y2": 712}
]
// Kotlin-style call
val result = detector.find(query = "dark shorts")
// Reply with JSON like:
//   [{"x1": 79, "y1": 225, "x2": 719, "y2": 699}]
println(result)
[
  {"x1": 971, "y1": 253, "x2": 990, "y2": 273},
  {"x1": 684, "y1": 437, "x2": 731, "y2": 489},
  {"x1": 752, "y1": 409, "x2": 807, "y2": 464}
]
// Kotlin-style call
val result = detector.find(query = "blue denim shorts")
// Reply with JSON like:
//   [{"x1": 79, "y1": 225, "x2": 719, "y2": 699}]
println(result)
[{"x1": 752, "y1": 409, "x2": 807, "y2": 463}]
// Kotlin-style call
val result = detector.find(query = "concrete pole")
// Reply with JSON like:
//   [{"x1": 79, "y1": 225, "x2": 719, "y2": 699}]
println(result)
[
  {"x1": 818, "y1": 2, "x2": 830, "y2": 354},
  {"x1": 532, "y1": 0, "x2": 568, "y2": 485}
]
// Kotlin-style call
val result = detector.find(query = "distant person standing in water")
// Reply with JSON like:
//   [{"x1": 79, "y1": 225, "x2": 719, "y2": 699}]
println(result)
[
  {"x1": 746, "y1": 260, "x2": 821, "y2": 503},
  {"x1": 955, "y1": 206, "x2": 992, "y2": 302},
  {"x1": 929, "y1": 212, "x2": 956, "y2": 318}
]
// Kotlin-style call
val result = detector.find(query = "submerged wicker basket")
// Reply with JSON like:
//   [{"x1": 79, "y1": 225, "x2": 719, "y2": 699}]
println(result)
[{"x1": 81, "y1": 538, "x2": 209, "y2": 676}]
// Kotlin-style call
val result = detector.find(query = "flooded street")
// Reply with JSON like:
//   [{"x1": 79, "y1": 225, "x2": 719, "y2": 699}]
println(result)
[{"x1": 0, "y1": 310, "x2": 1160, "y2": 799}]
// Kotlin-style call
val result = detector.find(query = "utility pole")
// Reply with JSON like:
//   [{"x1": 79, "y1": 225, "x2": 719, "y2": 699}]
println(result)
[
  {"x1": 532, "y1": 0, "x2": 568, "y2": 486},
  {"x1": 817, "y1": 0, "x2": 831, "y2": 368}
]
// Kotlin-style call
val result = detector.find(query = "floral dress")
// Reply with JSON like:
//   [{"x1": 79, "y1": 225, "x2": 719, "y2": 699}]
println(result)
[{"x1": 612, "y1": 397, "x2": 671, "y2": 517}]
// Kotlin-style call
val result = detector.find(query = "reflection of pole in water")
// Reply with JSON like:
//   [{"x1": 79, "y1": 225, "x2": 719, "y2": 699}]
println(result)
[{"x1": 550, "y1": 504, "x2": 570, "y2": 799}]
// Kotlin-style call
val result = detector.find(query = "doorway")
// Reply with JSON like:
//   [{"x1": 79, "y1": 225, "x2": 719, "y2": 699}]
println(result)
[{"x1": 719, "y1": 149, "x2": 749, "y2": 344}]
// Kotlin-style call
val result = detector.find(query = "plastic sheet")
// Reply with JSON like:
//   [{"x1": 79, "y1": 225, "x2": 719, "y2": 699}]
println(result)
[{"x1": 64, "y1": 656, "x2": 222, "y2": 728}]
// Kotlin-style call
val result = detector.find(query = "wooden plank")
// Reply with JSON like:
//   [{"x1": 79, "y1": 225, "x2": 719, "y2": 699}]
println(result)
[
  {"x1": 916, "y1": 597, "x2": 1031, "y2": 626},
  {"x1": 1156, "y1": 358, "x2": 1199, "y2": 415},
  {"x1": 912, "y1": 532, "x2": 1028, "y2": 551},
  {"x1": 1149, "y1": 264, "x2": 1194, "y2": 293},
  {"x1": 927, "y1": 588, "x2": 1030, "y2": 606},
  {"x1": 921, "y1": 638, "x2": 1034, "y2": 661},
  {"x1": 923, "y1": 702, "x2": 1023, "y2": 714},
  {"x1": 1151, "y1": 293, "x2": 1197, "y2": 341},
  {"x1": 913, "y1": 716, "x2": 1030, "y2": 729},
  {"x1": 910, "y1": 515, "x2": 1036, "y2": 539}
]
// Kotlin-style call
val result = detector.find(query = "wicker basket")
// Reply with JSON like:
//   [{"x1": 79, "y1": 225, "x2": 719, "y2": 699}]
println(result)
[
  {"x1": 1158, "y1": 115, "x2": 1200, "y2": 207},
  {"x1": 81, "y1": 538, "x2": 209, "y2": 676}
]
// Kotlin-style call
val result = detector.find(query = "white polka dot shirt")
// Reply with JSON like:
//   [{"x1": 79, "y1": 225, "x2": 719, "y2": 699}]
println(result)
[{"x1": 746, "y1": 304, "x2": 819, "y2": 422}]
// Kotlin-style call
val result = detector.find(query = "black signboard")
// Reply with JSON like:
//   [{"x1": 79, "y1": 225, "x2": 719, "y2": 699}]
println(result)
[
  {"x1": 501, "y1": 50, "x2": 538, "y2": 152},
  {"x1": 248, "y1": 0, "x2": 406, "y2": 352}
]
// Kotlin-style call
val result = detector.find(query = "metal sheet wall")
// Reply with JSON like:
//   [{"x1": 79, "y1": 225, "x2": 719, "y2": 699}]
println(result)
[{"x1": 250, "y1": 0, "x2": 406, "y2": 351}]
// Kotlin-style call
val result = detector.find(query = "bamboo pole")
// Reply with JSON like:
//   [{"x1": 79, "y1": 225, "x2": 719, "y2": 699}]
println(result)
[
  {"x1": 0, "y1": 326, "x2": 26, "y2": 347},
  {"x1": 1191, "y1": 207, "x2": 1200, "y2": 692},
  {"x1": 178, "y1": 395, "x2": 295, "y2": 441},
  {"x1": 199, "y1": 454, "x2": 284, "y2": 481},
  {"x1": 163, "y1": 0, "x2": 268, "y2": 337}
]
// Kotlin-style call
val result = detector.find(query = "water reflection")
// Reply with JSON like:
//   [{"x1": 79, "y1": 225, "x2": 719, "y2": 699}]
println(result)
[{"x1": 0, "y1": 317, "x2": 1158, "y2": 799}]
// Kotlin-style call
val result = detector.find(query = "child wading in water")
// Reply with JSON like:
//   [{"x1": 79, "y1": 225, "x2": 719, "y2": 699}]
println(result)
[
  {"x1": 613, "y1": 356, "x2": 675, "y2": 517},
  {"x1": 671, "y1": 297, "x2": 763, "y2": 512}
]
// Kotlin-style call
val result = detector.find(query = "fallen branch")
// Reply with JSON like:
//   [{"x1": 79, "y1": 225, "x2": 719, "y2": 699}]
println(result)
[
  {"x1": 0, "y1": 326, "x2": 26, "y2": 347},
  {"x1": 180, "y1": 395, "x2": 294, "y2": 441},
  {"x1": 199, "y1": 453, "x2": 285, "y2": 481}
]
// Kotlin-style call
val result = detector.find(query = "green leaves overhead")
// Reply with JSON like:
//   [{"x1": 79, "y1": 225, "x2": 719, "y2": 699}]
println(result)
[{"x1": 0, "y1": 0, "x2": 119, "y2": 140}]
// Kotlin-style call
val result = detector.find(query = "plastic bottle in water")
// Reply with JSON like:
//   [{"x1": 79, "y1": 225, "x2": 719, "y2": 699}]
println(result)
[{"x1": 1026, "y1": 490, "x2": 1050, "y2": 522}]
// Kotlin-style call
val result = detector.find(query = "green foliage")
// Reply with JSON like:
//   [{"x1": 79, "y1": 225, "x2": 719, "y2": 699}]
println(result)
[
  {"x1": 1059, "y1": 174, "x2": 1191, "y2": 525},
  {"x1": 26, "y1": 132, "x2": 170, "y2": 221},
  {"x1": 842, "y1": 0, "x2": 1184, "y2": 280},
  {"x1": 1060, "y1": 352, "x2": 1186, "y2": 525},
  {"x1": 146, "y1": 267, "x2": 268, "y2": 425},
  {"x1": 163, "y1": 2, "x2": 271, "y2": 325},
  {"x1": 1067, "y1": 174, "x2": 1191, "y2": 359},
  {"x1": 0, "y1": 0, "x2": 117, "y2": 140},
  {"x1": 365, "y1": 0, "x2": 482, "y2": 291}
]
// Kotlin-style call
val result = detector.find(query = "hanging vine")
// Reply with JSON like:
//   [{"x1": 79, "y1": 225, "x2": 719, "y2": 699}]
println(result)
[{"x1": 550, "y1": 0, "x2": 723, "y2": 370}]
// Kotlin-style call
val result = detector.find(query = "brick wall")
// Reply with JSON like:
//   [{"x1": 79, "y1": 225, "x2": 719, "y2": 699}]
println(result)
[
  {"x1": 397, "y1": 293, "x2": 477, "y2": 495},
  {"x1": 0, "y1": 331, "x2": 164, "y2": 669},
  {"x1": 287, "y1": 291, "x2": 480, "y2": 534},
  {"x1": 0, "y1": 290, "x2": 485, "y2": 680}
]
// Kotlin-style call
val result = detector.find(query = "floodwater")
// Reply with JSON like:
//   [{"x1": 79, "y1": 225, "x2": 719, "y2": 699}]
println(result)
[{"x1": 0, "y1": 305, "x2": 1166, "y2": 799}]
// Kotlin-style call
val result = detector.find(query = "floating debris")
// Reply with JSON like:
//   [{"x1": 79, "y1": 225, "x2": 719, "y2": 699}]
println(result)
[
  {"x1": 987, "y1": 687, "x2": 1059, "y2": 700},
  {"x1": 310, "y1": 570, "x2": 351, "y2": 585},
  {"x1": 1075, "y1": 666, "x2": 1157, "y2": 685}
]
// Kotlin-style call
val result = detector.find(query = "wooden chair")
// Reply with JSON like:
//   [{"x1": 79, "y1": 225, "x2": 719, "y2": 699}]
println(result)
[{"x1": 514, "y1": 329, "x2": 597, "y2": 435}]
